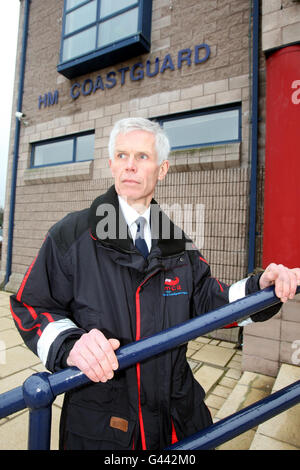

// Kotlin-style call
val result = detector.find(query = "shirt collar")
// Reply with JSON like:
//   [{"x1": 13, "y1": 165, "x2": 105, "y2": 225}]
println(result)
[
  {"x1": 89, "y1": 185, "x2": 187, "y2": 256},
  {"x1": 118, "y1": 195, "x2": 151, "y2": 229}
]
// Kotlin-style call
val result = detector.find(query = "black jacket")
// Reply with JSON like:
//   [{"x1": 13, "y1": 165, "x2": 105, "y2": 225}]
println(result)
[{"x1": 10, "y1": 185, "x2": 280, "y2": 450}]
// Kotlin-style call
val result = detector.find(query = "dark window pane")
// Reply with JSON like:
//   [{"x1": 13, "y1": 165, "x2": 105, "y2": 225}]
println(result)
[
  {"x1": 76, "y1": 134, "x2": 95, "y2": 161},
  {"x1": 100, "y1": 0, "x2": 137, "y2": 18},
  {"x1": 98, "y1": 7, "x2": 138, "y2": 48},
  {"x1": 63, "y1": 25, "x2": 97, "y2": 61},
  {"x1": 65, "y1": 0, "x2": 97, "y2": 34},
  {"x1": 34, "y1": 140, "x2": 73, "y2": 166},
  {"x1": 66, "y1": 0, "x2": 86, "y2": 11},
  {"x1": 162, "y1": 110, "x2": 240, "y2": 149}
]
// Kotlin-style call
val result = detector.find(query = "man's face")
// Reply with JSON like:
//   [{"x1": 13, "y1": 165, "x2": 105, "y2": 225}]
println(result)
[{"x1": 109, "y1": 130, "x2": 169, "y2": 210}]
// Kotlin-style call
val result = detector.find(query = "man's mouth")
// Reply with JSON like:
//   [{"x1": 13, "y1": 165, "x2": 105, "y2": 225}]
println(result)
[{"x1": 122, "y1": 179, "x2": 140, "y2": 184}]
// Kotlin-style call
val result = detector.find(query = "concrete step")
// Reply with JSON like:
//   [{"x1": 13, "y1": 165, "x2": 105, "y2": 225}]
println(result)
[
  {"x1": 211, "y1": 371, "x2": 275, "y2": 450},
  {"x1": 249, "y1": 363, "x2": 300, "y2": 450}
]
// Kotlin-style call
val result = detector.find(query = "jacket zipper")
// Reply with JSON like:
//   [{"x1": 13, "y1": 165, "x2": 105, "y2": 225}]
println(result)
[{"x1": 135, "y1": 270, "x2": 159, "y2": 450}]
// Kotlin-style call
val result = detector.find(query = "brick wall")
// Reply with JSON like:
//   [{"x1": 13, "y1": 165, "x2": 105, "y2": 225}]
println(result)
[
  {"x1": 1, "y1": 0, "x2": 255, "y2": 293},
  {"x1": 242, "y1": 296, "x2": 300, "y2": 376},
  {"x1": 262, "y1": 0, "x2": 300, "y2": 52}
]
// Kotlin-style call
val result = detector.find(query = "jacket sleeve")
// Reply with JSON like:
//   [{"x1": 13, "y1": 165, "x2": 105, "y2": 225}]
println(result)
[
  {"x1": 189, "y1": 250, "x2": 281, "y2": 327},
  {"x1": 10, "y1": 233, "x2": 85, "y2": 372}
]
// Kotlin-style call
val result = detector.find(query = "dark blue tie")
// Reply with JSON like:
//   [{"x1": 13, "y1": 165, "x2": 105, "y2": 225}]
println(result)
[{"x1": 135, "y1": 217, "x2": 149, "y2": 258}]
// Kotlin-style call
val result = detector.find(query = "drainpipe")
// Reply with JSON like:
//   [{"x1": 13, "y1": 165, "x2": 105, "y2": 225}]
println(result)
[
  {"x1": 247, "y1": 0, "x2": 259, "y2": 275},
  {"x1": 4, "y1": 0, "x2": 31, "y2": 287}
]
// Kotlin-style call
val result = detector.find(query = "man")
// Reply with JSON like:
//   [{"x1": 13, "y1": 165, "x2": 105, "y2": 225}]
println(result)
[{"x1": 10, "y1": 117, "x2": 300, "y2": 450}]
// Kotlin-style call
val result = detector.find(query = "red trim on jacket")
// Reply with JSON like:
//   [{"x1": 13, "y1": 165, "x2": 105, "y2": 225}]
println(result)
[
  {"x1": 135, "y1": 271, "x2": 158, "y2": 450},
  {"x1": 23, "y1": 302, "x2": 38, "y2": 320},
  {"x1": 214, "y1": 278, "x2": 224, "y2": 292},
  {"x1": 16, "y1": 256, "x2": 38, "y2": 302},
  {"x1": 14, "y1": 251, "x2": 55, "y2": 337},
  {"x1": 223, "y1": 321, "x2": 238, "y2": 328},
  {"x1": 171, "y1": 419, "x2": 178, "y2": 444},
  {"x1": 135, "y1": 282, "x2": 147, "y2": 451},
  {"x1": 89, "y1": 229, "x2": 97, "y2": 241},
  {"x1": 41, "y1": 311, "x2": 55, "y2": 323},
  {"x1": 10, "y1": 303, "x2": 42, "y2": 337}
]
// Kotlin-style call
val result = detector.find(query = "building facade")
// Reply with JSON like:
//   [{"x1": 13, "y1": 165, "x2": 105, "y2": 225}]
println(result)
[{"x1": 1, "y1": 0, "x2": 300, "y2": 377}]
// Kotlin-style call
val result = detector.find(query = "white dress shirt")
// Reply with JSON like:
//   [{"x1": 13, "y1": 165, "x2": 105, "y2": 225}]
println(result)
[{"x1": 118, "y1": 196, "x2": 152, "y2": 252}]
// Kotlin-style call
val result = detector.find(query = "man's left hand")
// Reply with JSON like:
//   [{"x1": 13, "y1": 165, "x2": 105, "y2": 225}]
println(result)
[{"x1": 259, "y1": 263, "x2": 300, "y2": 303}]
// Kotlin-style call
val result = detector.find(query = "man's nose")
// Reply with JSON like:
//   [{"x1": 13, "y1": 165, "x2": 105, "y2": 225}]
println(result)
[{"x1": 125, "y1": 154, "x2": 137, "y2": 171}]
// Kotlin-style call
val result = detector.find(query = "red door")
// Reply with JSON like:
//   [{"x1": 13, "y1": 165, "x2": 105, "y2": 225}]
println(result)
[{"x1": 263, "y1": 45, "x2": 300, "y2": 269}]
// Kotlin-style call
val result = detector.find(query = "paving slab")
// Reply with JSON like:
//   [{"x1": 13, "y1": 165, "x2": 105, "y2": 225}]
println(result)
[
  {"x1": 238, "y1": 370, "x2": 275, "y2": 392},
  {"x1": 0, "y1": 345, "x2": 41, "y2": 378},
  {"x1": 1, "y1": 369, "x2": 37, "y2": 394},
  {"x1": 0, "y1": 411, "x2": 29, "y2": 450},
  {"x1": 0, "y1": 405, "x2": 62, "y2": 450},
  {"x1": 188, "y1": 340, "x2": 203, "y2": 350},
  {"x1": 0, "y1": 293, "x2": 11, "y2": 307},
  {"x1": 272, "y1": 363, "x2": 300, "y2": 391},
  {"x1": 194, "y1": 336, "x2": 211, "y2": 344},
  {"x1": 215, "y1": 383, "x2": 270, "y2": 421},
  {"x1": 218, "y1": 341, "x2": 236, "y2": 349},
  {"x1": 250, "y1": 433, "x2": 299, "y2": 450},
  {"x1": 225, "y1": 368, "x2": 242, "y2": 380},
  {"x1": 213, "y1": 384, "x2": 232, "y2": 399},
  {"x1": 219, "y1": 376, "x2": 239, "y2": 389},
  {"x1": 0, "y1": 329, "x2": 25, "y2": 349},
  {"x1": 0, "y1": 317, "x2": 14, "y2": 331},
  {"x1": 250, "y1": 364, "x2": 300, "y2": 449},
  {"x1": 0, "y1": 307, "x2": 10, "y2": 318},
  {"x1": 187, "y1": 358, "x2": 202, "y2": 373},
  {"x1": 194, "y1": 364, "x2": 225, "y2": 394},
  {"x1": 191, "y1": 343, "x2": 236, "y2": 367},
  {"x1": 213, "y1": 371, "x2": 276, "y2": 450},
  {"x1": 205, "y1": 393, "x2": 226, "y2": 410},
  {"x1": 217, "y1": 429, "x2": 256, "y2": 451}
]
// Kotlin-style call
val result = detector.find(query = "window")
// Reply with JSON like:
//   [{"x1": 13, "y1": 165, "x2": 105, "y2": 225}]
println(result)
[
  {"x1": 31, "y1": 132, "x2": 94, "y2": 168},
  {"x1": 58, "y1": 0, "x2": 152, "y2": 79},
  {"x1": 157, "y1": 106, "x2": 241, "y2": 151}
]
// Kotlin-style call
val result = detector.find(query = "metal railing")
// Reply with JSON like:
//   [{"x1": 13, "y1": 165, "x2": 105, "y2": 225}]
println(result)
[{"x1": 1, "y1": 285, "x2": 299, "y2": 450}]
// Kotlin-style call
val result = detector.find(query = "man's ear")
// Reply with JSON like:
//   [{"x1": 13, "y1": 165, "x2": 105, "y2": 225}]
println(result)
[
  {"x1": 108, "y1": 158, "x2": 114, "y2": 177},
  {"x1": 158, "y1": 160, "x2": 169, "y2": 181}
]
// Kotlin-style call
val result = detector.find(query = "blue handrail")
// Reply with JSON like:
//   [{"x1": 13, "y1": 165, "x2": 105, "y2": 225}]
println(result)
[
  {"x1": 165, "y1": 379, "x2": 300, "y2": 450},
  {"x1": 0, "y1": 285, "x2": 299, "y2": 450},
  {"x1": 38, "y1": 284, "x2": 293, "y2": 397}
]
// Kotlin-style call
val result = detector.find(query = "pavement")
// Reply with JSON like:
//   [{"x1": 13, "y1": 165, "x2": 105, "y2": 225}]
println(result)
[{"x1": 0, "y1": 289, "x2": 300, "y2": 450}]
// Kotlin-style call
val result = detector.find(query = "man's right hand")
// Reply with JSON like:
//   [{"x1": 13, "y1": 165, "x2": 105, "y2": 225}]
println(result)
[{"x1": 66, "y1": 329, "x2": 120, "y2": 383}]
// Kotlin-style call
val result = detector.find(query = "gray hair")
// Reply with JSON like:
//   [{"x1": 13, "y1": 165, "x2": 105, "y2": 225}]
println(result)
[{"x1": 108, "y1": 117, "x2": 170, "y2": 165}]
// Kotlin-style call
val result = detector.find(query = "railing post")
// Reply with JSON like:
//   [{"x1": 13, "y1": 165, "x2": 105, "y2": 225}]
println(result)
[{"x1": 22, "y1": 372, "x2": 54, "y2": 450}]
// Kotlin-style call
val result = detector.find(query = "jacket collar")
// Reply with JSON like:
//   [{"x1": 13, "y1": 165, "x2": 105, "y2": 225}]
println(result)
[{"x1": 88, "y1": 185, "x2": 187, "y2": 257}]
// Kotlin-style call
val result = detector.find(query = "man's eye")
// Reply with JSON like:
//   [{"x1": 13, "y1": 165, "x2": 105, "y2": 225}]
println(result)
[
  {"x1": 117, "y1": 153, "x2": 126, "y2": 159},
  {"x1": 140, "y1": 154, "x2": 148, "y2": 160}
]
